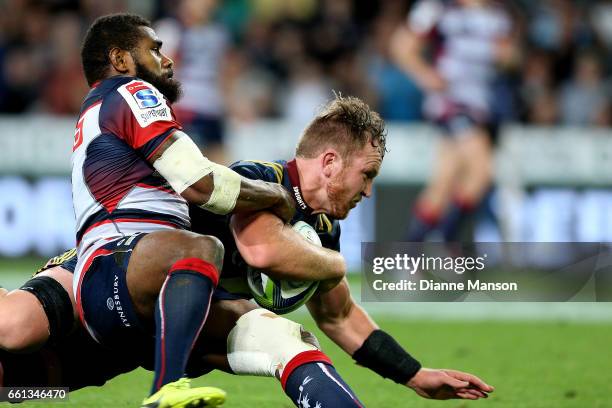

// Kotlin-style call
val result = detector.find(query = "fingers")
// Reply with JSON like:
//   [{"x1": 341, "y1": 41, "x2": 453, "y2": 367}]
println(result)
[
  {"x1": 456, "y1": 387, "x2": 489, "y2": 399},
  {"x1": 456, "y1": 391, "x2": 479, "y2": 400},
  {"x1": 443, "y1": 369, "x2": 495, "y2": 392},
  {"x1": 445, "y1": 376, "x2": 470, "y2": 389}
]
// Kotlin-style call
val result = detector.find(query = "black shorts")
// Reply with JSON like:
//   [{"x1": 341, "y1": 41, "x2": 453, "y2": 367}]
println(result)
[{"x1": 19, "y1": 276, "x2": 74, "y2": 344}]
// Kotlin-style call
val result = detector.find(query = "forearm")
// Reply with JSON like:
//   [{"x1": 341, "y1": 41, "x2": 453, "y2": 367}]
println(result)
[
  {"x1": 232, "y1": 212, "x2": 346, "y2": 281},
  {"x1": 181, "y1": 167, "x2": 284, "y2": 213},
  {"x1": 309, "y1": 280, "x2": 421, "y2": 383},
  {"x1": 308, "y1": 279, "x2": 377, "y2": 354},
  {"x1": 317, "y1": 301, "x2": 378, "y2": 355}
]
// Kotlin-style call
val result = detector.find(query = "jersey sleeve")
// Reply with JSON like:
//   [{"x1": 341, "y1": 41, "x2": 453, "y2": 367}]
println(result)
[
  {"x1": 100, "y1": 79, "x2": 182, "y2": 159},
  {"x1": 408, "y1": 0, "x2": 444, "y2": 36},
  {"x1": 35, "y1": 248, "x2": 77, "y2": 275},
  {"x1": 230, "y1": 160, "x2": 284, "y2": 184}
]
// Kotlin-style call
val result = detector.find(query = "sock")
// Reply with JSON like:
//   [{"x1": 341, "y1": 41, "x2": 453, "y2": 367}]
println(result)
[
  {"x1": 404, "y1": 201, "x2": 441, "y2": 242},
  {"x1": 151, "y1": 258, "x2": 219, "y2": 394},
  {"x1": 440, "y1": 195, "x2": 477, "y2": 242},
  {"x1": 281, "y1": 351, "x2": 364, "y2": 407}
]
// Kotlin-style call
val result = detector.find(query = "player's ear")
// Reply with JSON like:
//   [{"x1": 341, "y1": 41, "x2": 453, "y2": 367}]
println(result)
[
  {"x1": 108, "y1": 47, "x2": 135, "y2": 75},
  {"x1": 322, "y1": 149, "x2": 341, "y2": 179}
]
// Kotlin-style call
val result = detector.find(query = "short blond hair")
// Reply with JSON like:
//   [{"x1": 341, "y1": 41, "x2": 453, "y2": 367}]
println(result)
[{"x1": 296, "y1": 94, "x2": 387, "y2": 160}]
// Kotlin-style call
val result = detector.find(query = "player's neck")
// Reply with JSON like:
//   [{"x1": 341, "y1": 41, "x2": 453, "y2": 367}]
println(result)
[{"x1": 294, "y1": 157, "x2": 329, "y2": 213}]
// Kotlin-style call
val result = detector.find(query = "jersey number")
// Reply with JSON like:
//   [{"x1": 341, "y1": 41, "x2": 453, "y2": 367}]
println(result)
[{"x1": 73, "y1": 116, "x2": 85, "y2": 151}]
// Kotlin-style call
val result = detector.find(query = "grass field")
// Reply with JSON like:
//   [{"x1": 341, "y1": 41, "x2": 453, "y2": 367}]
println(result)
[{"x1": 2, "y1": 258, "x2": 611, "y2": 407}]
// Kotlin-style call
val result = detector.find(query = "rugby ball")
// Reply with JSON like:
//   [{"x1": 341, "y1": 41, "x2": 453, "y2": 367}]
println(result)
[{"x1": 246, "y1": 221, "x2": 321, "y2": 314}]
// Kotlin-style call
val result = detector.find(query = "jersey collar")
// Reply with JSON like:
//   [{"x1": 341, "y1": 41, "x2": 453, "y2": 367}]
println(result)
[{"x1": 285, "y1": 159, "x2": 314, "y2": 216}]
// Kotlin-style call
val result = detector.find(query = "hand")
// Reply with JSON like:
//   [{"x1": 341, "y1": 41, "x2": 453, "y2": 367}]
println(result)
[
  {"x1": 270, "y1": 184, "x2": 296, "y2": 223},
  {"x1": 407, "y1": 368, "x2": 494, "y2": 400}
]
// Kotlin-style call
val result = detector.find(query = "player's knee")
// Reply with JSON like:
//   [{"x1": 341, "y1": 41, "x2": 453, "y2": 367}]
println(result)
[
  {"x1": 170, "y1": 233, "x2": 225, "y2": 275},
  {"x1": 227, "y1": 309, "x2": 320, "y2": 378},
  {"x1": 182, "y1": 234, "x2": 225, "y2": 272}
]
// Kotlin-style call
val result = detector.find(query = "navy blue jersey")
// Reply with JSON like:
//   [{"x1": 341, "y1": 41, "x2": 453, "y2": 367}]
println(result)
[{"x1": 189, "y1": 159, "x2": 341, "y2": 297}]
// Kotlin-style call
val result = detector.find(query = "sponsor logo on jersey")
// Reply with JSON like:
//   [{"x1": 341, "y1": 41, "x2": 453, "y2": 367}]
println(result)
[
  {"x1": 118, "y1": 80, "x2": 173, "y2": 128},
  {"x1": 126, "y1": 81, "x2": 161, "y2": 109},
  {"x1": 293, "y1": 186, "x2": 308, "y2": 210},
  {"x1": 140, "y1": 107, "x2": 169, "y2": 123}
]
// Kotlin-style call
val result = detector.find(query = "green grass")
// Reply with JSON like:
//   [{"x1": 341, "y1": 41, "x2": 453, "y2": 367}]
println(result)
[
  {"x1": 2, "y1": 259, "x2": 611, "y2": 407},
  {"x1": 5, "y1": 319, "x2": 611, "y2": 408}
]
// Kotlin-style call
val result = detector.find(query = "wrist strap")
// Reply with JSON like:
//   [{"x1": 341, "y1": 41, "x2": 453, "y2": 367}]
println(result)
[{"x1": 352, "y1": 329, "x2": 421, "y2": 383}]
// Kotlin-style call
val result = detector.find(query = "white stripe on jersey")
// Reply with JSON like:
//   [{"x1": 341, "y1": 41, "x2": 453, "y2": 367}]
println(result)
[
  {"x1": 72, "y1": 102, "x2": 103, "y2": 230},
  {"x1": 77, "y1": 222, "x2": 177, "y2": 261},
  {"x1": 116, "y1": 185, "x2": 189, "y2": 222}
]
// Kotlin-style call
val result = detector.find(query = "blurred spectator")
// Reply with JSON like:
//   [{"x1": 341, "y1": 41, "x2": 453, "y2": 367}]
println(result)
[
  {"x1": 591, "y1": 0, "x2": 612, "y2": 48},
  {"x1": 528, "y1": 88, "x2": 560, "y2": 125},
  {"x1": 528, "y1": 0, "x2": 577, "y2": 51},
  {"x1": 156, "y1": 0, "x2": 230, "y2": 163},
  {"x1": 559, "y1": 51, "x2": 611, "y2": 126},
  {"x1": 1, "y1": 47, "x2": 44, "y2": 112},
  {"x1": 306, "y1": 0, "x2": 360, "y2": 67},
  {"x1": 41, "y1": 13, "x2": 88, "y2": 114},
  {"x1": 365, "y1": 14, "x2": 423, "y2": 121},
  {"x1": 520, "y1": 49, "x2": 559, "y2": 124},
  {"x1": 281, "y1": 58, "x2": 330, "y2": 127},
  {"x1": 0, "y1": 0, "x2": 609, "y2": 131},
  {"x1": 224, "y1": 48, "x2": 277, "y2": 122}
]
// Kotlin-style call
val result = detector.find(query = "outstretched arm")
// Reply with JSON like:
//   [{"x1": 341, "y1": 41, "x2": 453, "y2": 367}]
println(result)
[{"x1": 307, "y1": 279, "x2": 494, "y2": 400}]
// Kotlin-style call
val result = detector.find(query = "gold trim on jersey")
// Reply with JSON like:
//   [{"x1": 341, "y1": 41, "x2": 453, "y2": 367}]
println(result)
[
  {"x1": 316, "y1": 214, "x2": 333, "y2": 233},
  {"x1": 244, "y1": 160, "x2": 284, "y2": 184},
  {"x1": 35, "y1": 248, "x2": 77, "y2": 276}
]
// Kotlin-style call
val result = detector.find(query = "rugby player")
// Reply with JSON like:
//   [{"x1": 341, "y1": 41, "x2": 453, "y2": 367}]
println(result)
[
  {"x1": 391, "y1": 0, "x2": 519, "y2": 241},
  {"x1": 1, "y1": 96, "x2": 493, "y2": 405},
  {"x1": 71, "y1": 13, "x2": 295, "y2": 408}
]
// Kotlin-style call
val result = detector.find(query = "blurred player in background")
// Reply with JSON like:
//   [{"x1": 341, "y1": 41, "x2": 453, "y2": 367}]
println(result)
[
  {"x1": 155, "y1": 0, "x2": 230, "y2": 164},
  {"x1": 391, "y1": 0, "x2": 520, "y2": 242}
]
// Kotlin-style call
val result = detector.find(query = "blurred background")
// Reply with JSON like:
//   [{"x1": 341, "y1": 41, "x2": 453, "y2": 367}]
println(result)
[
  {"x1": 1, "y1": 2, "x2": 611, "y2": 406},
  {"x1": 0, "y1": 0, "x2": 611, "y2": 270}
]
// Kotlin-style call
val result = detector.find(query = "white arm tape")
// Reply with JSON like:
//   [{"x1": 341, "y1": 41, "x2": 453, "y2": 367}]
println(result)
[
  {"x1": 227, "y1": 308, "x2": 319, "y2": 378},
  {"x1": 202, "y1": 162, "x2": 241, "y2": 215},
  {"x1": 153, "y1": 133, "x2": 241, "y2": 214}
]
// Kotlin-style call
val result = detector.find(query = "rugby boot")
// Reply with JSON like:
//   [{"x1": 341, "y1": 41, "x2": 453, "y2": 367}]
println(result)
[{"x1": 141, "y1": 378, "x2": 225, "y2": 408}]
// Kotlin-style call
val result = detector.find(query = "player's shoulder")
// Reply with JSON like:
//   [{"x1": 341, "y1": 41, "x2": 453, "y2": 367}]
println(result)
[
  {"x1": 35, "y1": 248, "x2": 78, "y2": 276},
  {"x1": 104, "y1": 76, "x2": 174, "y2": 128},
  {"x1": 230, "y1": 160, "x2": 285, "y2": 184}
]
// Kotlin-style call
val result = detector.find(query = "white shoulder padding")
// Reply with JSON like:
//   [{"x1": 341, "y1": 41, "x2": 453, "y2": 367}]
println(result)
[{"x1": 227, "y1": 308, "x2": 320, "y2": 378}]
